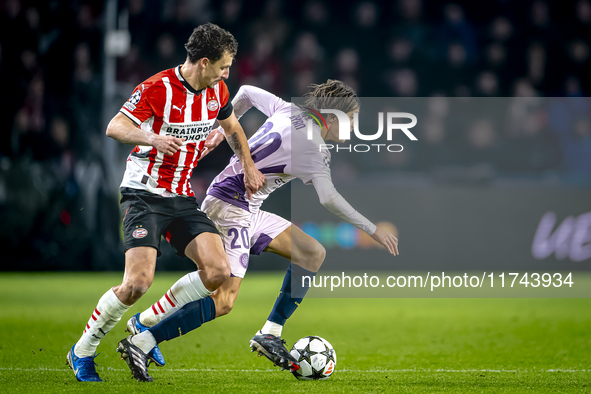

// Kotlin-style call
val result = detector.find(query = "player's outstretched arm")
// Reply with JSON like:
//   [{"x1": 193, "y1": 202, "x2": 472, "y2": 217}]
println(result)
[
  {"x1": 370, "y1": 227, "x2": 399, "y2": 256},
  {"x1": 219, "y1": 112, "x2": 266, "y2": 199},
  {"x1": 106, "y1": 113, "x2": 183, "y2": 156},
  {"x1": 311, "y1": 176, "x2": 399, "y2": 256}
]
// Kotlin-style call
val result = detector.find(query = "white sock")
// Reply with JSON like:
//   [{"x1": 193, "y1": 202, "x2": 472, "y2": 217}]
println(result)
[
  {"x1": 139, "y1": 271, "x2": 211, "y2": 327},
  {"x1": 261, "y1": 320, "x2": 283, "y2": 337},
  {"x1": 131, "y1": 331, "x2": 158, "y2": 354},
  {"x1": 75, "y1": 288, "x2": 130, "y2": 357}
]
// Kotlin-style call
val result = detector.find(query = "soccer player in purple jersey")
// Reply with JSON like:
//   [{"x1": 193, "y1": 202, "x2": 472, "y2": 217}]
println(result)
[{"x1": 123, "y1": 80, "x2": 399, "y2": 373}]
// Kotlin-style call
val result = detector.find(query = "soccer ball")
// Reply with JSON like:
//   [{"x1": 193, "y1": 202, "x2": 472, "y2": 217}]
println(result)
[{"x1": 290, "y1": 336, "x2": 336, "y2": 380}]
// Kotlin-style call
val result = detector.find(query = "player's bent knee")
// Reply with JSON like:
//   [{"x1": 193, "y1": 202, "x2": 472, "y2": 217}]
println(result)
[
  {"x1": 306, "y1": 241, "x2": 326, "y2": 271},
  {"x1": 117, "y1": 281, "x2": 151, "y2": 304},
  {"x1": 210, "y1": 269, "x2": 231, "y2": 289},
  {"x1": 315, "y1": 243, "x2": 326, "y2": 262},
  {"x1": 202, "y1": 259, "x2": 231, "y2": 290},
  {"x1": 129, "y1": 285, "x2": 150, "y2": 303}
]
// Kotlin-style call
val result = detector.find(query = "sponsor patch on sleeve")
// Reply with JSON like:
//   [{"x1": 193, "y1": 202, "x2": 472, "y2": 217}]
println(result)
[
  {"x1": 129, "y1": 90, "x2": 141, "y2": 104},
  {"x1": 123, "y1": 102, "x2": 136, "y2": 111},
  {"x1": 124, "y1": 90, "x2": 142, "y2": 111}
]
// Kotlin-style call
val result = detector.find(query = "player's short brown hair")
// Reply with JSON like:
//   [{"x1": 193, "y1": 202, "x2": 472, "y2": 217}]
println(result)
[
  {"x1": 185, "y1": 23, "x2": 238, "y2": 64},
  {"x1": 303, "y1": 79, "x2": 360, "y2": 114}
]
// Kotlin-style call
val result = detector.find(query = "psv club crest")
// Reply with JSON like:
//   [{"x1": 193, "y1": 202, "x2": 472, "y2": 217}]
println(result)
[
  {"x1": 132, "y1": 228, "x2": 148, "y2": 239},
  {"x1": 207, "y1": 99, "x2": 219, "y2": 111}
]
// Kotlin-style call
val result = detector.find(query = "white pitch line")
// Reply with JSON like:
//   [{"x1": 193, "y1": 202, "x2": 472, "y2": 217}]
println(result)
[
  {"x1": 340, "y1": 368, "x2": 590, "y2": 373},
  {"x1": 0, "y1": 367, "x2": 588, "y2": 373}
]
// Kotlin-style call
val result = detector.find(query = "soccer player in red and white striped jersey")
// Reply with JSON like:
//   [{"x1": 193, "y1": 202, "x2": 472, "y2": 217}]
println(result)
[
  {"x1": 118, "y1": 58, "x2": 234, "y2": 196},
  {"x1": 66, "y1": 23, "x2": 265, "y2": 382}
]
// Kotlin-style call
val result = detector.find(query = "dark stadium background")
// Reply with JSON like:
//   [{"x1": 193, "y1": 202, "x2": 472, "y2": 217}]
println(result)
[{"x1": 0, "y1": 0, "x2": 589, "y2": 271}]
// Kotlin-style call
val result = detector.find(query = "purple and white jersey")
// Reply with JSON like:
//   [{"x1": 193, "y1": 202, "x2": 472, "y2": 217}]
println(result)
[{"x1": 206, "y1": 86, "x2": 331, "y2": 214}]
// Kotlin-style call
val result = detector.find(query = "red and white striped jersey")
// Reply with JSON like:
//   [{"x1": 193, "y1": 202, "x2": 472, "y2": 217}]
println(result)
[{"x1": 118, "y1": 65, "x2": 233, "y2": 196}]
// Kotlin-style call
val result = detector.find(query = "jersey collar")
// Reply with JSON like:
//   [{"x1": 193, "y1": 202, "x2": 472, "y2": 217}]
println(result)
[{"x1": 175, "y1": 65, "x2": 206, "y2": 96}]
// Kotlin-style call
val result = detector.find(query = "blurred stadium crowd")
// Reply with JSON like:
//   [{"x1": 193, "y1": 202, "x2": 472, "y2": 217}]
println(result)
[{"x1": 0, "y1": 0, "x2": 590, "y2": 270}]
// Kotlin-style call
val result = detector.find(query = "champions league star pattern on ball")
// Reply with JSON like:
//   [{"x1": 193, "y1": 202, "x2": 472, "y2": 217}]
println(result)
[
  {"x1": 119, "y1": 65, "x2": 232, "y2": 196},
  {"x1": 290, "y1": 336, "x2": 337, "y2": 380}
]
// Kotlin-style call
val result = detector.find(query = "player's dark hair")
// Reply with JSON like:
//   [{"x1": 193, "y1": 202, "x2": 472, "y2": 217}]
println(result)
[
  {"x1": 303, "y1": 79, "x2": 360, "y2": 114},
  {"x1": 185, "y1": 23, "x2": 238, "y2": 64}
]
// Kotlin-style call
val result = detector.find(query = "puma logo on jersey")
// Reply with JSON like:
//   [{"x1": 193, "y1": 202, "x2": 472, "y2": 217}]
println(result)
[{"x1": 172, "y1": 104, "x2": 185, "y2": 113}]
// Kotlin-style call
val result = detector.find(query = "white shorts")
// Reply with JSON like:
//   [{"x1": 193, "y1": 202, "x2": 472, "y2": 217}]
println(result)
[{"x1": 201, "y1": 195, "x2": 291, "y2": 278}]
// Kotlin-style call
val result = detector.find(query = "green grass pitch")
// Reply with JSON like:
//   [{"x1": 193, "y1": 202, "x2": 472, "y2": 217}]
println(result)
[{"x1": 0, "y1": 272, "x2": 589, "y2": 393}]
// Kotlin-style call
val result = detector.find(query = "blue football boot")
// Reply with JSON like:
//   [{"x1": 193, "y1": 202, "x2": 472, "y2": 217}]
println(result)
[
  {"x1": 66, "y1": 344, "x2": 102, "y2": 382},
  {"x1": 126, "y1": 313, "x2": 166, "y2": 366}
]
